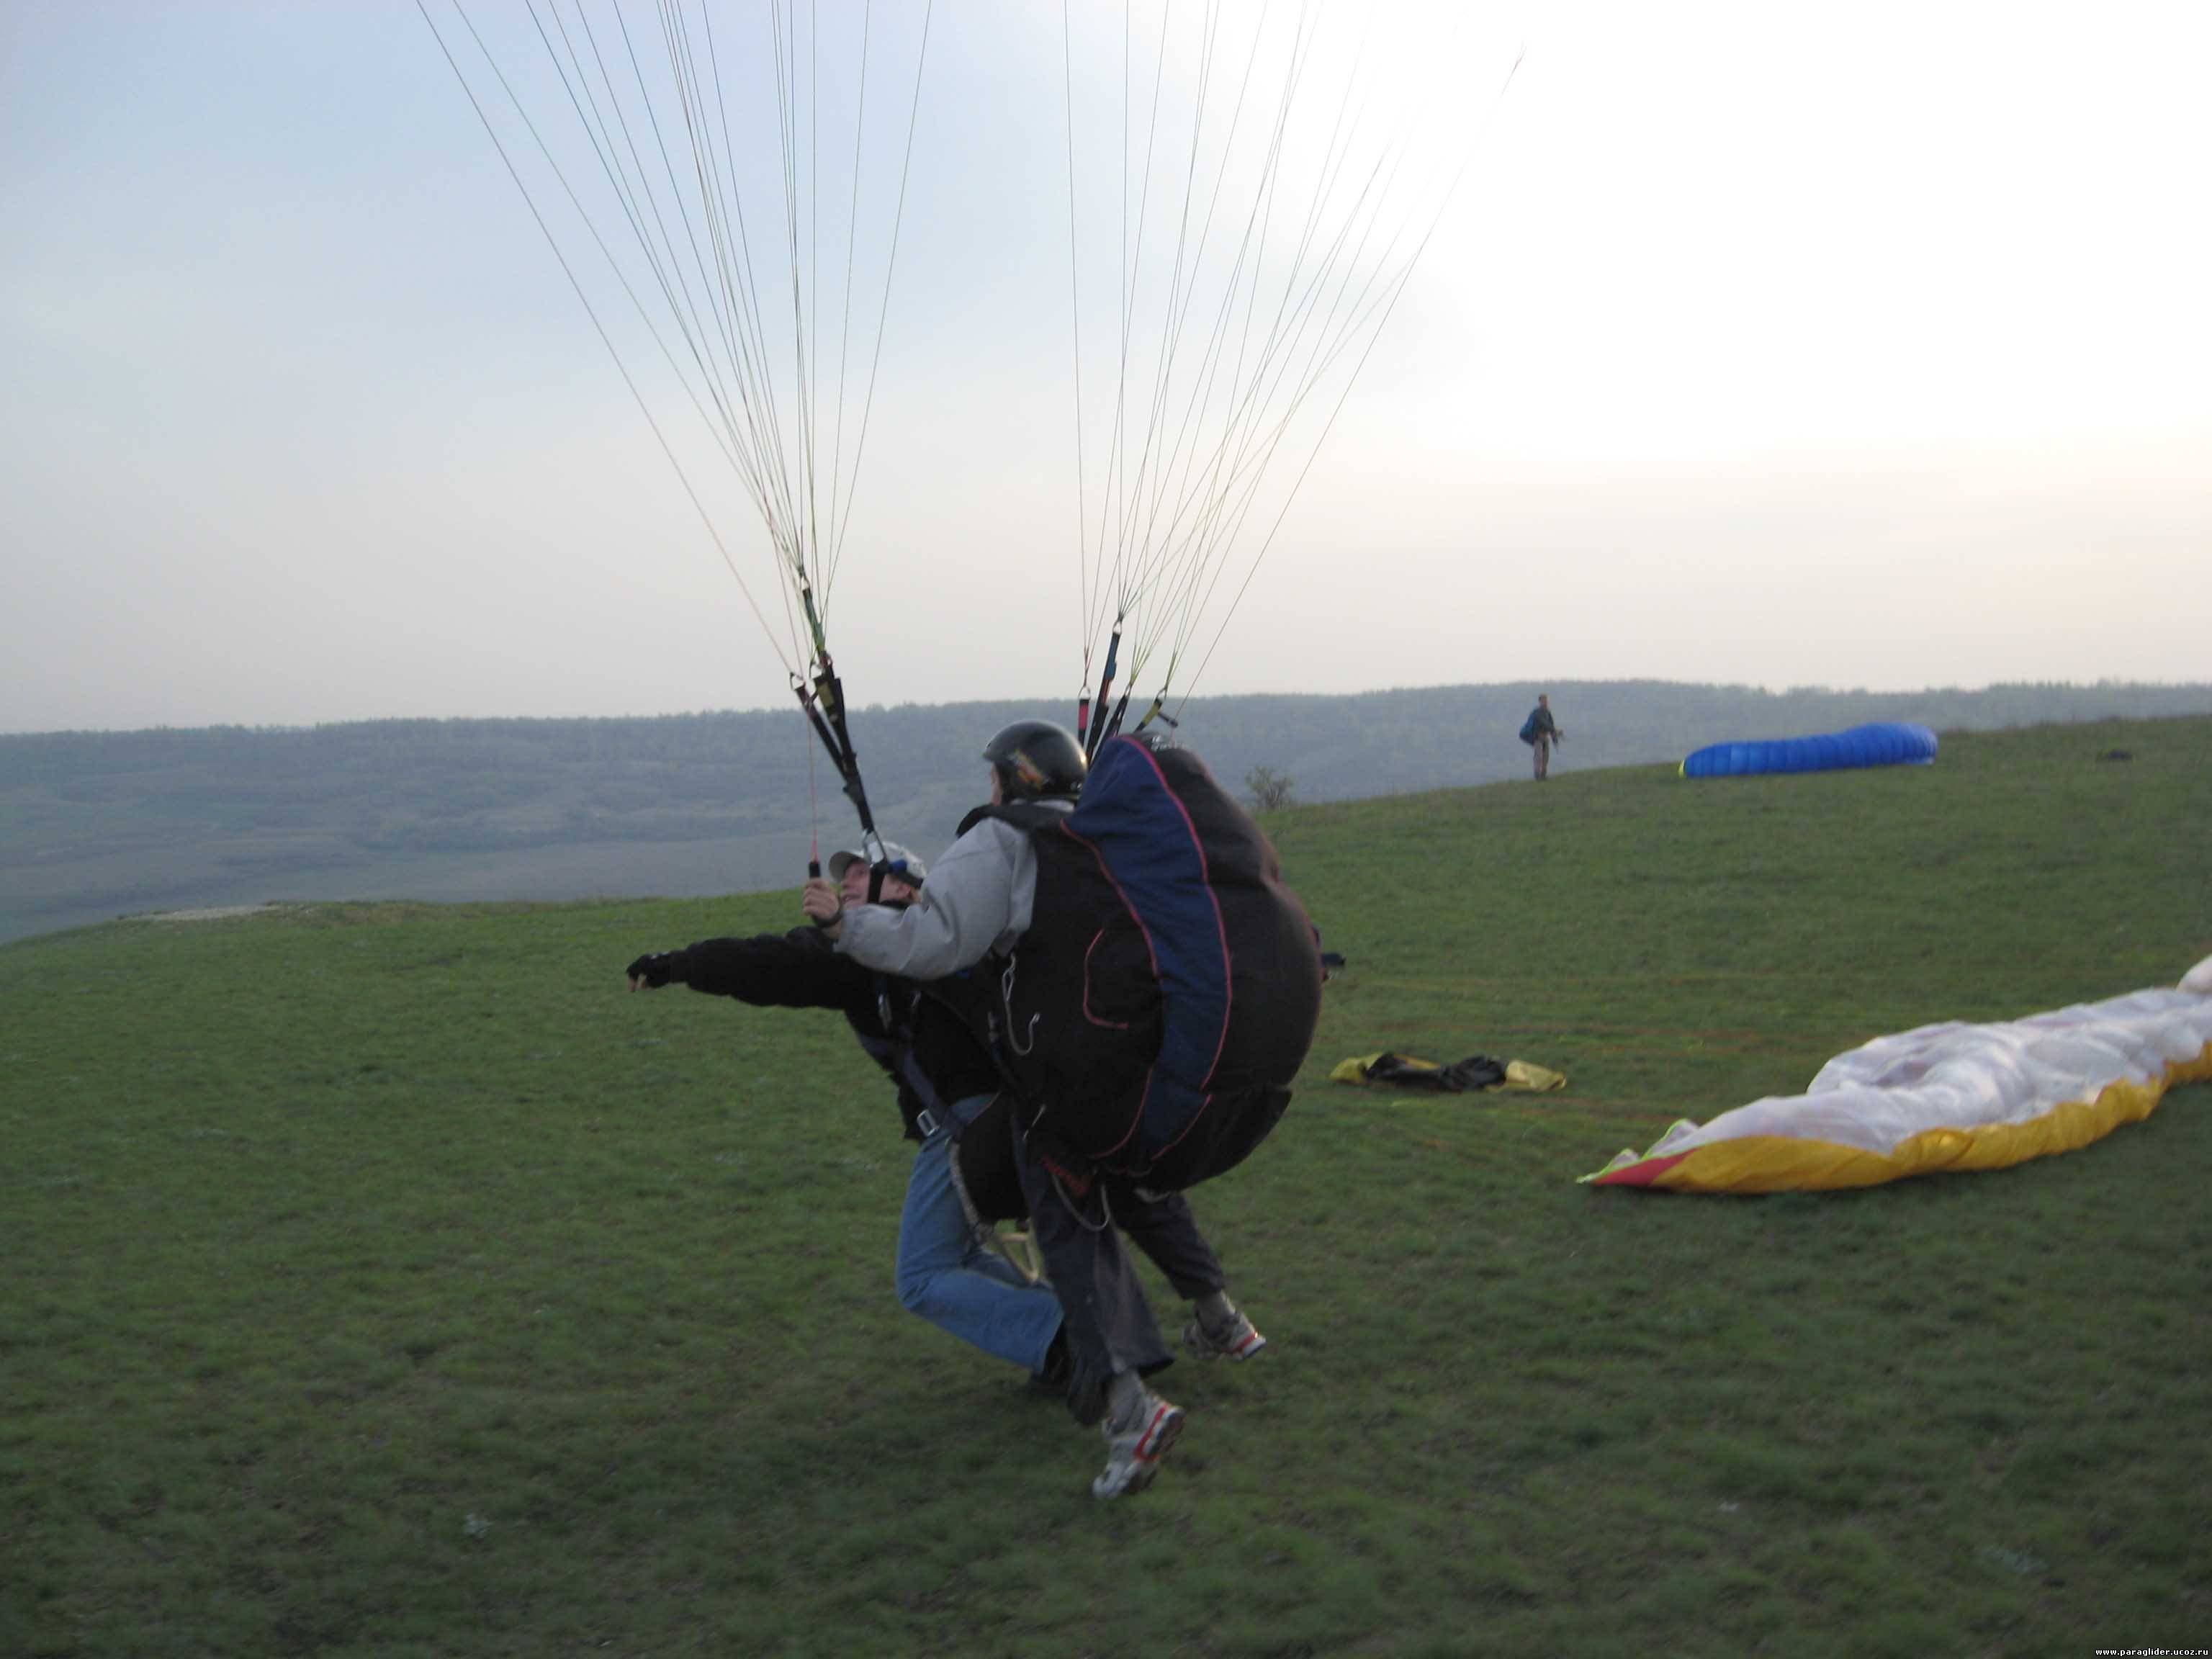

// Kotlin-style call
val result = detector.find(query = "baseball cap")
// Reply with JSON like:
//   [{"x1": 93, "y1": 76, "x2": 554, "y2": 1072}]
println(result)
[{"x1": 826, "y1": 842, "x2": 927, "y2": 884}]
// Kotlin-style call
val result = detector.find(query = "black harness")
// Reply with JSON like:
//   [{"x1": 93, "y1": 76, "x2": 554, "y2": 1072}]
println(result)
[{"x1": 847, "y1": 976, "x2": 956, "y2": 1141}]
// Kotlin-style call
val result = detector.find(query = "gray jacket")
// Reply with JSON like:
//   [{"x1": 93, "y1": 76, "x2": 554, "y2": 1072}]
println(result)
[{"x1": 835, "y1": 800, "x2": 1074, "y2": 980}]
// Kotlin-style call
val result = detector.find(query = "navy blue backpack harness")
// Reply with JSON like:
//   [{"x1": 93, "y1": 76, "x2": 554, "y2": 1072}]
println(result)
[{"x1": 945, "y1": 734, "x2": 1323, "y2": 1193}]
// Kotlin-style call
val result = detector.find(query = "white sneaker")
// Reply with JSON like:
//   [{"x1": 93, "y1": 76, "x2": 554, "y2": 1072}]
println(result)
[
  {"x1": 1183, "y1": 1306, "x2": 1267, "y2": 1362},
  {"x1": 1092, "y1": 1390, "x2": 1184, "y2": 1499}
]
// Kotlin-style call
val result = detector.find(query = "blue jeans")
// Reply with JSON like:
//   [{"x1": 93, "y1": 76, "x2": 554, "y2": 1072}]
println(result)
[{"x1": 895, "y1": 1094, "x2": 1064, "y2": 1372}]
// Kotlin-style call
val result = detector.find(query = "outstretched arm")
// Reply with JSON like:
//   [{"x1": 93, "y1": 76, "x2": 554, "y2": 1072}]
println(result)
[{"x1": 624, "y1": 927, "x2": 870, "y2": 1014}]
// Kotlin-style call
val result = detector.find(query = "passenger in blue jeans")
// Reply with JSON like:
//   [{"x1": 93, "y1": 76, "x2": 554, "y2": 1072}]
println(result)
[
  {"x1": 894, "y1": 1088, "x2": 1061, "y2": 1371},
  {"x1": 625, "y1": 843, "x2": 1257, "y2": 1423}
]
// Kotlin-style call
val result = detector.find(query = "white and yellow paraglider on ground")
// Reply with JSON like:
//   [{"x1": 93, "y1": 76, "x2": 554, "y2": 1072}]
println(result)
[{"x1": 1585, "y1": 956, "x2": 2212, "y2": 1194}]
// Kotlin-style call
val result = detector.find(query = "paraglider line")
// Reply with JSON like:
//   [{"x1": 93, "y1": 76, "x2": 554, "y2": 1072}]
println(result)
[
  {"x1": 418, "y1": 0, "x2": 797, "y2": 678},
  {"x1": 827, "y1": 0, "x2": 934, "y2": 584}
]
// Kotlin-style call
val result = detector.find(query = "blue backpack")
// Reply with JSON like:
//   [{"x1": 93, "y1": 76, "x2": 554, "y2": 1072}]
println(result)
[{"x1": 961, "y1": 734, "x2": 1322, "y2": 1191}]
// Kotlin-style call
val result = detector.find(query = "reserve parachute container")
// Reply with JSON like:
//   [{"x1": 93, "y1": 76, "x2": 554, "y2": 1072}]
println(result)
[{"x1": 968, "y1": 733, "x2": 1323, "y2": 1192}]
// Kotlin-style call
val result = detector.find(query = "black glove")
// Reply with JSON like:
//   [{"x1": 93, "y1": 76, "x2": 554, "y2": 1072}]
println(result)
[{"x1": 626, "y1": 951, "x2": 682, "y2": 989}]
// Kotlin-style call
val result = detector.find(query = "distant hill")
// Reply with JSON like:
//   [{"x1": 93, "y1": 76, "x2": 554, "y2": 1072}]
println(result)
[{"x1": 4, "y1": 679, "x2": 2208, "y2": 943}]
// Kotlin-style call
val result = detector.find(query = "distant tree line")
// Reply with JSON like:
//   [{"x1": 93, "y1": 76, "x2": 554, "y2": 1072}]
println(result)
[{"x1": 6, "y1": 680, "x2": 2209, "y2": 942}]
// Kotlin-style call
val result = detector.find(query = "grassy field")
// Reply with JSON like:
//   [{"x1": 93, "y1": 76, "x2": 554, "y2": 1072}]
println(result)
[{"x1": 5, "y1": 716, "x2": 2208, "y2": 1657}]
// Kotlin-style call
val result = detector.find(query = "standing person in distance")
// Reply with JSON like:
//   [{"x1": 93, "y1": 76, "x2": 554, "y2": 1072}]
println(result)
[{"x1": 1521, "y1": 693, "x2": 1563, "y2": 781}]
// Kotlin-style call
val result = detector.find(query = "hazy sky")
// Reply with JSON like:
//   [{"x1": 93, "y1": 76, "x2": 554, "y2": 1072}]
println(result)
[{"x1": 4, "y1": 1, "x2": 2208, "y2": 737}]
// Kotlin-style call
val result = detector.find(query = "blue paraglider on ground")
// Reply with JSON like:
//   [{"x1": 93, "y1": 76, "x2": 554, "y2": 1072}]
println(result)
[{"x1": 1681, "y1": 721, "x2": 1938, "y2": 778}]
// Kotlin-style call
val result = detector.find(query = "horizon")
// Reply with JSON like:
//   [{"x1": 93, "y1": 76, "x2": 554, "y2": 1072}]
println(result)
[
  {"x1": 6, "y1": 672, "x2": 2211, "y2": 742},
  {"x1": 8, "y1": 683, "x2": 2207, "y2": 945}
]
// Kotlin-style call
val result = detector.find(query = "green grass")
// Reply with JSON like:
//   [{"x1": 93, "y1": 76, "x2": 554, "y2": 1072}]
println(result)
[{"x1": 5, "y1": 716, "x2": 2209, "y2": 1657}]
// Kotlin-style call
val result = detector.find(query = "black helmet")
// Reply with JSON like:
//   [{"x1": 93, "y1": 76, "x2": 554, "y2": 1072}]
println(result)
[{"x1": 983, "y1": 719, "x2": 1087, "y2": 801}]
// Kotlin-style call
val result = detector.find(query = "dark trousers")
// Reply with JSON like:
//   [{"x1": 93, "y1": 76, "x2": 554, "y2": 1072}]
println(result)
[
  {"x1": 1015, "y1": 1130, "x2": 1228, "y2": 1425},
  {"x1": 1112, "y1": 1182, "x2": 1228, "y2": 1303}
]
